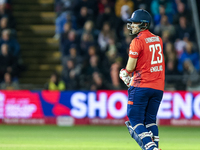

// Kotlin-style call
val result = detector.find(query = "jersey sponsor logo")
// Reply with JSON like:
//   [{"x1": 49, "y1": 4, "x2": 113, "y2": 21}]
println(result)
[
  {"x1": 129, "y1": 51, "x2": 138, "y2": 55},
  {"x1": 145, "y1": 37, "x2": 160, "y2": 43},
  {"x1": 150, "y1": 65, "x2": 163, "y2": 72}
]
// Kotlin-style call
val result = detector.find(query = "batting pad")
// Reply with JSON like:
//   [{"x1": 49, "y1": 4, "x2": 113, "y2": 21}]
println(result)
[{"x1": 125, "y1": 121, "x2": 157, "y2": 150}]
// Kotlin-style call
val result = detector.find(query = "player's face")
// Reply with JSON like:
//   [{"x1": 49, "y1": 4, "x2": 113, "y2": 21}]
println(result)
[
  {"x1": 127, "y1": 22, "x2": 140, "y2": 35},
  {"x1": 131, "y1": 22, "x2": 140, "y2": 34}
]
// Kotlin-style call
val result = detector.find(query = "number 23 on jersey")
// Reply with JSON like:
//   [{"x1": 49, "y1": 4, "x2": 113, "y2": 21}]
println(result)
[{"x1": 149, "y1": 44, "x2": 163, "y2": 65}]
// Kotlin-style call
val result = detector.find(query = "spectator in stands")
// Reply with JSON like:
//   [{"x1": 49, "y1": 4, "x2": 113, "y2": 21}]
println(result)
[
  {"x1": 120, "y1": 24, "x2": 130, "y2": 39},
  {"x1": 153, "y1": 3, "x2": 174, "y2": 26},
  {"x1": 119, "y1": 35, "x2": 131, "y2": 65},
  {"x1": 80, "y1": 46, "x2": 102, "y2": 90},
  {"x1": 178, "y1": 41, "x2": 199, "y2": 72},
  {"x1": 44, "y1": 72, "x2": 66, "y2": 91},
  {"x1": 154, "y1": 15, "x2": 175, "y2": 39},
  {"x1": 87, "y1": 45, "x2": 97, "y2": 57},
  {"x1": 175, "y1": 16, "x2": 195, "y2": 41},
  {"x1": 174, "y1": 39, "x2": 187, "y2": 58},
  {"x1": 134, "y1": 0, "x2": 151, "y2": 11},
  {"x1": 98, "y1": 22, "x2": 115, "y2": 52},
  {"x1": 151, "y1": 0, "x2": 175, "y2": 24},
  {"x1": 0, "y1": 72, "x2": 19, "y2": 90},
  {"x1": 182, "y1": 59, "x2": 200, "y2": 90},
  {"x1": 84, "y1": 45, "x2": 101, "y2": 71},
  {"x1": 99, "y1": 37, "x2": 120, "y2": 81},
  {"x1": 80, "y1": 32, "x2": 95, "y2": 56},
  {"x1": 98, "y1": 0, "x2": 108, "y2": 14},
  {"x1": 115, "y1": 0, "x2": 134, "y2": 17},
  {"x1": 120, "y1": 5, "x2": 131, "y2": 22},
  {"x1": 0, "y1": 16, "x2": 16, "y2": 37},
  {"x1": 86, "y1": 55, "x2": 101, "y2": 75},
  {"x1": 98, "y1": 0, "x2": 115, "y2": 14},
  {"x1": 161, "y1": 30, "x2": 171, "y2": 47},
  {"x1": 62, "y1": 58, "x2": 80, "y2": 90},
  {"x1": 96, "y1": 5, "x2": 122, "y2": 37},
  {"x1": 164, "y1": 42, "x2": 183, "y2": 90},
  {"x1": 60, "y1": 22, "x2": 72, "y2": 43},
  {"x1": 0, "y1": 16, "x2": 8, "y2": 33},
  {"x1": 165, "y1": 59, "x2": 181, "y2": 90},
  {"x1": 164, "y1": 42, "x2": 175, "y2": 58},
  {"x1": 173, "y1": 1, "x2": 190, "y2": 25},
  {"x1": 165, "y1": 42, "x2": 177, "y2": 61},
  {"x1": 90, "y1": 71, "x2": 108, "y2": 90},
  {"x1": 77, "y1": 20, "x2": 99, "y2": 41},
  {"x1": 105, "y1": 37, "x2": 118, "y2": 64},
  {"x1": 0, "y1": 0, "x2": 15, "y2": 28},
  {"x1": 54, "y1": 0, "x2": 76, "y2": 17},
  {"x1": 62, "y1": 46, "x2": 83, "y2": 71},
  {"x1": 76, "y1": 6, "x2": 93, "y2": 29},
  {"x1": 110, "y1": 57, "x2": 123, "y2": 89},
  {"x1": 153, "y1": 4, "x2": 165, "y2": 25},
  {"x1": 0, "y1": 29, "x2": 20, "y2": 56},
  {"x1": 0, "y1": 0, "x2": 6, "y2": 8},
  {"x1": 0, "y1": 43, "x2": 19, "y2": 81},
  {"x1": 0, "y1": 1, "x2": 9, "y2": 19},
  {"x1": 60, "y1": 29, "x2": 78, "y2": 56},
  {"x1": 174, "y1": 14, "x2": 196, "y2": 58},
  {"x1": 55, "y1": 12, "x2": 77, "y2": 39},
  {"x1": 74, "y1": 0, "x2": 98, "y2": 17}
]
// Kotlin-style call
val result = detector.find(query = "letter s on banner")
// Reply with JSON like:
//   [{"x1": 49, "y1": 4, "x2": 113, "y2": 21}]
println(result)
[{"x1": 70, "y1": 92, "x2": 87, "y2": 119}]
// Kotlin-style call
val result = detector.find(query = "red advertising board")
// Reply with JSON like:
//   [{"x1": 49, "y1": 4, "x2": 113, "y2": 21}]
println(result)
[{"x1": 0, "y1": 90, "x2": 44, "y2": 119}]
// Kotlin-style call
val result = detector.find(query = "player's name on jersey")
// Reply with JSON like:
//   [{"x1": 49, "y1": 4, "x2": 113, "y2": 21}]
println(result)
[
  {"x1": 150, "y1": 65, "x2": 163, "y2": 72},
  {"x1": 145, "y1": 37, "x2": 160, "y2": 43}
]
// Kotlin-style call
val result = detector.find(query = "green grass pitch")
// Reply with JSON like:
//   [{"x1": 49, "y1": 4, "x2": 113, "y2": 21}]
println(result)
[{"x1": 0, "y1": 125, "x2": 199, "y2": 150}]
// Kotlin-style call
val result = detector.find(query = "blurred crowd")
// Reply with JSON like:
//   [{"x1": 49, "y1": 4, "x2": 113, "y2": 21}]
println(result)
[
  {"x1": 51, "y1": 0, "x2": 200, "y2": 91},
  {"x1": 0, "y1": 0, "x2": 198, "y2": 91},
  {"x1": 0, "y1": 0, "x2": 22, "y2": 90}
]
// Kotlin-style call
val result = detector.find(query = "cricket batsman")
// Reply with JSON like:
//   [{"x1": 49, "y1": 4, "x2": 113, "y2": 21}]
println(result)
[{"x1": 119, "y1": 9, "x2": 165, "y2": 150}]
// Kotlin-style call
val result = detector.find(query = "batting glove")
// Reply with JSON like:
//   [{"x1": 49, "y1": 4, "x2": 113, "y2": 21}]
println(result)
[{"x1": 119, "y1": 69, "x2": 133, "y2": 87}]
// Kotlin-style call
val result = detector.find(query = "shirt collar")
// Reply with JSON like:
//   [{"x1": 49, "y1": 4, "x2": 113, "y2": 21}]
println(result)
[{"x1": 138, "y1": 29, "x2": 149, "y2": 36}]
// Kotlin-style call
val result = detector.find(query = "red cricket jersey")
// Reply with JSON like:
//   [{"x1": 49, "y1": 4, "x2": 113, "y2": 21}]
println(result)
[{"x1": 129, "y1": 30, "x2": 165, "y2": 91}]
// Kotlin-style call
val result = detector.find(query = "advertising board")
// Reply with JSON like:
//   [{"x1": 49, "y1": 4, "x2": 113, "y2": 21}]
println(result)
[{"x1": 0, "y1": 90, "x2": 199, "y2": 126}]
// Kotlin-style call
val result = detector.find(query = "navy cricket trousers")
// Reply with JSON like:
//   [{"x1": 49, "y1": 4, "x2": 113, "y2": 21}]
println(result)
[{"x1": 127, "y1": 86, "x2": 163, "y2": 127}]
